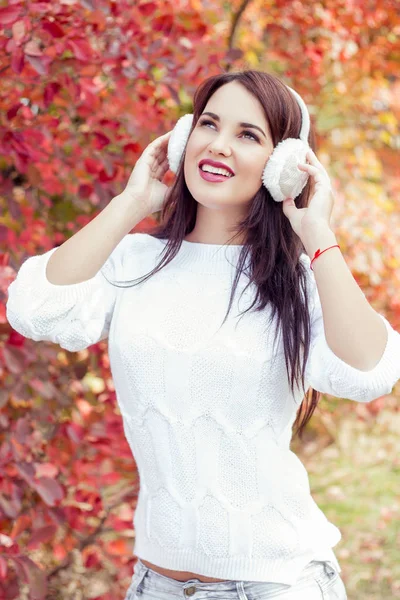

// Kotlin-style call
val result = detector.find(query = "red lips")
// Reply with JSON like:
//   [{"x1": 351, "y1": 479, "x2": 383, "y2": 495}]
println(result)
[{"x1": 198, "y1": 159, "x2": 235, "y2": 176}]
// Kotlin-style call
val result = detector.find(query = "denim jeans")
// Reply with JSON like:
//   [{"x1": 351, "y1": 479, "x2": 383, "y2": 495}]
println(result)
[{"x1": 124, "y1": 558, "x2": 347, "y2": 599}]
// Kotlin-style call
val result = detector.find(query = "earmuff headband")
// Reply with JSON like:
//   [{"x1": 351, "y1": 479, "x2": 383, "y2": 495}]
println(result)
[{"x1": 167, "y1": 82, "x2": 311, "y2": 203}]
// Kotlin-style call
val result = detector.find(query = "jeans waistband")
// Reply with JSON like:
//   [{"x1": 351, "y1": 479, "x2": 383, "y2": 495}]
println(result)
[{"x1": 133, "y1": 557, "x2": 337, "y2": 594}]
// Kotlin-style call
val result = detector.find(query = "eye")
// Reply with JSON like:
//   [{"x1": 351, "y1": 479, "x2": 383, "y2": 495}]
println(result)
[{"x1": 198, "y1": 118, "x2": 260, "y2": 142}]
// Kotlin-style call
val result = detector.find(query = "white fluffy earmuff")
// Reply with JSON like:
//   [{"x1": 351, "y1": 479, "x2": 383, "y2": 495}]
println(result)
[{"x1": 167, "y1": 85, "x2": 311, "y2": 203}]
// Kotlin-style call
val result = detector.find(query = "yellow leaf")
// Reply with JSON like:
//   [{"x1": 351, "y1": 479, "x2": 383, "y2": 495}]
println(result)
[
  {"x1": 82, "y1": 373, "x2": 105, "y2": 395},
  {"x1": 379, "y1": 131, "x2": 392, "y2": 144},
  {"x1": 244, "y1": 50, "x2": 259, "y2": 67},
  {"x1": 378, "y1": 112, "x2": 397, "y2": 127}
]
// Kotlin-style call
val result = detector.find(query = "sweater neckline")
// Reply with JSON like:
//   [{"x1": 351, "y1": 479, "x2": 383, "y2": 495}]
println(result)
[{"x1": 146, "y1": 234, "x2": 248, "y2": 276}]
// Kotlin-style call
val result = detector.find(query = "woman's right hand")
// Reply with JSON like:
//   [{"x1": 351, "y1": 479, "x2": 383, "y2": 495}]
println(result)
[{"x1": 121, "y1": 129, "x2": 174, "y2": 216}]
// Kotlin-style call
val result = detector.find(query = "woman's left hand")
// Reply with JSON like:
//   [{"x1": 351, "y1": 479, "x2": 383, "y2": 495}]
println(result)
[{"x1": 281, "y1": 149, "x2": 335, "y2": 239}]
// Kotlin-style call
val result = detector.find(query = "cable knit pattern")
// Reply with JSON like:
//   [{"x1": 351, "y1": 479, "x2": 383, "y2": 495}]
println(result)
[{"x1": 6, "y1": 233, "x2": 400, "y2": 585}]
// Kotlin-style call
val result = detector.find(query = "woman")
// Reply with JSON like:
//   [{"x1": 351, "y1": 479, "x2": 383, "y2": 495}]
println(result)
[{"x1": 7, "y1": 70, "x2": 400, "y2": 599}]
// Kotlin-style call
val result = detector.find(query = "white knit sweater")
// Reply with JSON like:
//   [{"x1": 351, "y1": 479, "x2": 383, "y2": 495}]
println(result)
[{"x1": 6, "y1": 233, "x2": 400, "y2": 585}]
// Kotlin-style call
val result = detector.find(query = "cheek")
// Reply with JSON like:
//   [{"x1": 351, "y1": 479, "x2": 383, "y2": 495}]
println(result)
[
  {"x1": 257, "y1": 150, "x2": 274, "y2": 171},
  {"x1": 183, "y1": 138, "x2": 195, "y2": 168},
  {"x1": 183, "y1": 140, "x2": 193, "y2": 164},
  {"x1": 183, "y1": 136, "x2": 204, "y2": 175},
  {"x1": 241, "y1": 154, "x2": 268, "y2": 176},
  {"x1": 185, "y1": 134, "x2": 201, "y2": 158}
]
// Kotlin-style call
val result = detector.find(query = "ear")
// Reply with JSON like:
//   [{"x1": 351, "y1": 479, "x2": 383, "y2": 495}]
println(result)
[{"x1": 167, "y1": 114, "x2": 194, "y2": 173}]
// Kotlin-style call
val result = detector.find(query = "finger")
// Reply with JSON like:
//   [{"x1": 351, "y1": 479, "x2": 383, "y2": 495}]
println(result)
[
  {"x1": 297, "y1": 164, "x2": 327, "y2": 188},
  {"x1": 158, "y1": 157, "x2": 169, "y2": 170},
  {"x1": 152, "y1": 156, "x2": 168, "y2": 173},
  {"x1": 152, "y1": 130, "x2": 173, "y2": 145},
  {"x1": 298, "y1": 159, "x2": 327, "y2": 176},
  {"x1": 305, "y1": 149, "x2": 323, "y2": 167},
  {"x1": 147, "y1": 131, "x2": 173, "y2": 155},
  {"x1": 150, "y1": 146, "x2": 167, "y2": 164},
  {"x1": 154, "y1": 158, "x2": 170, "y2": 179},
  {"x1": 154, "y1": 151, "x2": 168, "y2": 165},
  {"x1": 299, "y1": 160, "x2": 330, "y2": 185},
  {"x1": 298, "y1": 163, "x2": 319, "y2": 175}
]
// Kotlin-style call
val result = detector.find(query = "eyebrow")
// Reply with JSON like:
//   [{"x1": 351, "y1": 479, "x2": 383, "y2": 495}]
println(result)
[{"x1": 200, "y1": 111, "x2": 267, "y2": 139}]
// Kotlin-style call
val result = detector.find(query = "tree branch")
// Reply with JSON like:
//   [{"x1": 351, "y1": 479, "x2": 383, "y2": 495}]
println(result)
[
  {"x1": 227, "y1": 0, "x2": 253, "y2": 51},
  {"x1": 224, "y1": 0, "x2": 254, "y2": 72}
]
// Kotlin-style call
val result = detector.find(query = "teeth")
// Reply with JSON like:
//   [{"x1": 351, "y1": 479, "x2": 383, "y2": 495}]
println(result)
[{"x1": 200, "y1": 164, "x2": 233, "y2": 177}]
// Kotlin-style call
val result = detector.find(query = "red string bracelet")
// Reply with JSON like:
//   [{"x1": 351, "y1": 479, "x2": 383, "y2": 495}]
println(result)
[{"x1": 310, "y1": 244, "x2": 340, "y2": 271}]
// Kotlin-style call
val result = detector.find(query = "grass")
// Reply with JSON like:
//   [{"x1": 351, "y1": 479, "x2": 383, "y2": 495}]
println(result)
[{"x1": 292, "y1": 395, "x2": 400, "y2": 599}]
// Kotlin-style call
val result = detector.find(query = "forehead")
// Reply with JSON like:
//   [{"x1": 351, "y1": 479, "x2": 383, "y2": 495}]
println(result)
[{"x1": 204, "y1": 81, "x2": 267, "y2": 127}]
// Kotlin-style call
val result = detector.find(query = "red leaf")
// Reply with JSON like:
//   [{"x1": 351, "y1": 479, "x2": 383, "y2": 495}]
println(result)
[
  {"x1": 10, "y1": 556, "x2": 47, "y2": 600},
  {"x1": 24, "y1": 40, "x2": 43, "y2": 57},
  {"x1": 66, "y1": 422, "x2": 85, "y2": 443},
  {"x1": 15, "y1": 417, "x2": 31, "y2": 443},
  {"x1": 29, "y1": 378, "x2": 55, "y2": 400},
  {"x1": 138, "y1": 2, "x2": 157, "y2": 17},
  {"x1": 93, "y1": 132, "x2": 110, "y2": 150},
  {"x1": 0, "y1": 556, "x2": 7, "y2": 578},
  {"x1": 30, "y1": 3, "x2": 53, "y2": 15},
  {"x1": 2, "y1": 345, "x2": 25, "y2": 375},
  {"x1": 43, "y1": 82, "x2": 61, "y2": 107},
  {"x1": 12, "y1": 20, "x2": 26, "y2": 45},
  {"x1": 78, "y1": 183, "x2": 93, "y2": 199},
  {"x1": 25, "y1": 55, "x2": 52, "y2": 76},
  {"x1": 7, "y1": 330, "x2": 25, "y2": 347},
  {"x1": 5, "y1": 38, "x2": 16, "y2": 53},
  {"x1": 123, "y1": 142, "x2": 141, "y2": 155},
  {"x1": 6, "y1": 104, "x2": 21, "y2": 120},
  {"x1": 99, "y1": 165, "x2": 117, "y2": 183},
  {"x1": 67, "y1": 422, "x2": 85, "y2": 444},
  {"x1": 42, "y1": 19, "x2": 65, "y2": 38},
  {"x1": 0, "y1": 6, "x2": 22, "y2": 26},
  {"x1": 11, "y1": 48, "x2": 24, "y2": 74},
  {"x1": 33, "y1": 477, "x2": 64, "y2": 506},
  {"x1": 84, "y1": 550, "x2": 101, "y2": 568},
  {"x1": 34, "y1": 462, "x2": 58, "y2": 478},
  {"x1": 9, "y1": 131, "x2": 29, "y2": 156},
  {"x1": 47, "y1": 507, "x2": 67, "y2": 527},
  {"x1": 10, "y1": 514, "x2": 31, "y2": 540},
  {"x1": 27, "y1": 524, "x2": 57, "y2": 549},
  {"x1": 0, "y1": 494, "x2": 21, "y2": 519},
  {"x1": 16, "y1": 461, "x2": 35, "y2": 483},
  {"x1": 68, "y1": 38, "x2": 93, "y2": 61},
  {"x1": 153, "y1": 14, "x2": 173, "y2": 33},
  {"x1": 84, "y1": 157, "x2": 102, "y2": 174},
  {"x1": 107, "y1": 538, "x2": 131, "y2": 556}
]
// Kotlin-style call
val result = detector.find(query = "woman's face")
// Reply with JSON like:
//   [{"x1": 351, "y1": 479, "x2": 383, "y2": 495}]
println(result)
[{"x1": 184, "y1": 81, "x2": 274, "y2": 210}]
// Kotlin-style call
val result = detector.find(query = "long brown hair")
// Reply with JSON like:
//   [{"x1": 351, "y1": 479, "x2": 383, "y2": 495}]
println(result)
[{"x1": 106, "y1": 69, "x2": 321, "y2": 440}]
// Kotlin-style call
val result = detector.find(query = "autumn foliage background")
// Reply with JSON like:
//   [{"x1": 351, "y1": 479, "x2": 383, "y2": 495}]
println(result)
[{"x1": 0, "y1": 0, "x2": 399, "y2": 599}]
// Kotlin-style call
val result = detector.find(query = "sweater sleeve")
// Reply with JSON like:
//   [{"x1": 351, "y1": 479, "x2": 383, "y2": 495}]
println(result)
[
  {"x1": 6, "y1": 234, "x2": 133, "y2": 352},
  {"x1": 301, "y1": 254, "x2": 400, "y2": 402}
]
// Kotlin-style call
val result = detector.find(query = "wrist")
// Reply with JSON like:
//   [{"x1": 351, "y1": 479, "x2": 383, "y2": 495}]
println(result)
[
  {"x1": 111, "y1": 191, "x2": 149, "y2": 220},
  {"x1": 301, "y1": 226, "x2": 338, "y2": 259}
]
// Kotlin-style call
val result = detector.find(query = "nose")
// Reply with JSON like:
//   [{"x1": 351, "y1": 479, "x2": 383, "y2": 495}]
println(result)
[{"x1": 207, "y1": 133, "x2": 232, "y2": 157}]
